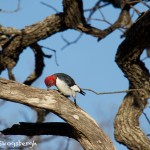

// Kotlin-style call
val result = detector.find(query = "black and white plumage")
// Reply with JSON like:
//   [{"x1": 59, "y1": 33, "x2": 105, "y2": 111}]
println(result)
[{"x1": 44, "y1": 73, "x2": 85, "y2": 105}]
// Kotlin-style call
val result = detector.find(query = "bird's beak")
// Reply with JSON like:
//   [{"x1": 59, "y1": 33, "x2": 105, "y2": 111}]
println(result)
[{"x1": 47, "y1": 85, "x2": 51, "y2": 90}]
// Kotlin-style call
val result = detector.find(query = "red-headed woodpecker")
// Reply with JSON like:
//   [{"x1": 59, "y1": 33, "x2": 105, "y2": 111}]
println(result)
[{"x1": 44, "y1": 73, "x2": 86, "y2": 105}]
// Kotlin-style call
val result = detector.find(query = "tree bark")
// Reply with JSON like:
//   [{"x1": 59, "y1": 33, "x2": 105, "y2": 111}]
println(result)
[
  {"x1": 0, "y1": 0, "x2": 133, "y2": 81},
  {"x1": 0, "y1": 77, "x2": 116, "y2": 150},
  {"x1": 1, "y1": 1, "x2": 150, "y2": 150},
  {"x1": 0, "y1": 13, "x2": 66, "y2": 75},
  {"x1": 1, "y1": 122, "x2": 75, "y2": 138},
  {"x1": 114, "y1": 10, "x2": 150, "y2": 150}
]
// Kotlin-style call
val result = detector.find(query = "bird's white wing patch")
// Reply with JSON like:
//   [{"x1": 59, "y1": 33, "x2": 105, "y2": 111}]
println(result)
[
  {"x1": 56, "y1": 78, "x2": 73, "y2": 96},
  {"x1": 70, "y1": 85, "x2": 80, "y2": 92}
]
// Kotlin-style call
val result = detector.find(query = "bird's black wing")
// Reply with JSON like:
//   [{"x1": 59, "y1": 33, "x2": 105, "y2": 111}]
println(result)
[{"x1": 54, "y1": 73, "x2": 75, "y2": 87}]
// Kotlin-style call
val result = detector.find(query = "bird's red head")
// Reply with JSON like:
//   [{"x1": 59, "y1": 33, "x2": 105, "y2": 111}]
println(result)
[{"x1": 44, "y1": 75, "x2": 56, "y2": 88}]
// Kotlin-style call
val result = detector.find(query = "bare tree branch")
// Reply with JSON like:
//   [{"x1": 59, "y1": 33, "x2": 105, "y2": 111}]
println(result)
[
  {"x1": 0, "y1": 0, "x2": 21, "y2": 13},
  {"x1": 65, "y1": 138, "x2": 70, "y2": 150},
  {"x1": 1, "y1": 122, "x2": 75, "y2": 138},
  {"x1": 61, "y1": 33, "x2": 82, "y2": 50},
  {"x1": 85, "y1": 0, "x2": 110, "y2": 22},
  {"x1": 40, "y1": 45, "x2": 59, "y2": 66},
  {"x1": 0, "y1": 13, "x2": 66, "y2": 78},
  {"x1": 143, "y1": 112, "x2": 150, "y2": 125},
  {"x1": 0, "y1": 1, "x2": 150, "y2": 149},
  {"x1": 115, "y1": 9, "x2": 150, "y2": 150},
  {"x1": 82, "y1": 88, "x2": 147, "y2": 95},
  {"x1": 40, "y1": 1, "x2": 59, "y2": 13},
  {"x1": 0, "y1": 77, "x2": 116, "y2": 150},
  {"x1": 24, "y1": 43, "x2": 45, "y2": 85}
]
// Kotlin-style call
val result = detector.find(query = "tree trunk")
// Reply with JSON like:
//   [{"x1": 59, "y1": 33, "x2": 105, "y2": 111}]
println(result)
[{"x1": 115, "y1": 10, "x2": 150, "y2": 150}]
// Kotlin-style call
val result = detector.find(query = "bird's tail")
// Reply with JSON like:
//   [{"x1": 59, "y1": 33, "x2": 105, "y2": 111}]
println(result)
[{"x1": 80, "y1": 89, "x2": 86, "y2": 95}]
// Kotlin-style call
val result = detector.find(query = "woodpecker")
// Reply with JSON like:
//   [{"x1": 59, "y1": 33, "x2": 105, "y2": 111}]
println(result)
[{"x1": 44, "y1": 73, "x2": 86, "y2": 106}]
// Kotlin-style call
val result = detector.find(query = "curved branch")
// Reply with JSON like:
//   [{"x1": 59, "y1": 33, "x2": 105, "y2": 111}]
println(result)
[
  {"x1": 65, "y1": 2, "x2": 132, "y2": 40},
  {"x1": 24, "y1": 43, "x2": 45, "y2": 85},
  {"x1": 62, "y1": 0, "x2": 127, "y2": 40},
  {"x1": 0, "y1": 77, "x2": 116, "y2": 150},
  {"x1": 115, "y1": 10, "x2": 150, "y2": 150},
  {"x1": 0, "y1": 0, "x2": 134, "y2": 83},
  {"x1": 0, "y1": 0, "x2": 21, "y2": 13},
  {"x1": 0, "y1": 13, "x2": 66, "y2": 74},
  {"x1": 1, "y1": 122, "x2": 75, "y2": 138}
]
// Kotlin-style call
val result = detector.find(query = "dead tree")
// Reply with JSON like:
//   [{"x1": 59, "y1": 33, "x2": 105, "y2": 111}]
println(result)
[{"x1": 0, "y1": 0, "x2": 150, "y2": 150}]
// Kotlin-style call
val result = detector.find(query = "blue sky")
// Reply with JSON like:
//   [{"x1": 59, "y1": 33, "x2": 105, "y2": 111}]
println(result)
[{"x1": 0, "y1": 0, "x2": 150, "y2": 150}]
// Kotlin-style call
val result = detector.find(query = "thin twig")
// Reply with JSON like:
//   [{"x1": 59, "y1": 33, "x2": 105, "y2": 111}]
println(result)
[
  {"x1": 41, "y1": 45, "x2": 59, "y2": 66},
  {"x1": 86, "y1": 0, "x2": 101, "y2": 22},
  {"x1": 143, "y1": 111, "x2": 150, "y2": 136},
  {"x1": 147, "y1": 134, "x2": 150, "y2": 136},
  {"x1": 127, "y1": 0, "x2": 150, "y2": 9},
  {"x1": 140, "y1": 0, "x2": 150, "y2": 8},
  {"x1": 82, "y1": 88, "x2": 145, "y2": 95},
  {"x1": 143, "y1": 112, "x2": 150, "y2": 125},
  {"x1": 61, "y1": 33, "x2": 82, "y2": 50},
  {"x1": 84, "y1": 2, "x2": 109, "y2": 12},
  {"x1": 0, "y1": 0, "x2": 21, "y2": 13},
  {"x1": 40, "y1": 1, "x2": 59, "y2": 13},
  {"x1": 88, "y1": 18, "x2": 124, "y2": 33},
  {"x1": 130, "y1": 5, "x2": 141, "y2": 15},
  {"x1": 64, "y1": 138, "x2": 70, "y2": 150}
]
